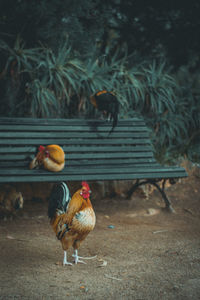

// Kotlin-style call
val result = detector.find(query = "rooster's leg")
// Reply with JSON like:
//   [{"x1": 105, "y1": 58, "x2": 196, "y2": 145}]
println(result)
[
  {"x1": 72, "y1": 249, "x2": 97, "y2": 264},
  {"x1": 63, "y1": 250, "x2": 72, "y2": 266}
]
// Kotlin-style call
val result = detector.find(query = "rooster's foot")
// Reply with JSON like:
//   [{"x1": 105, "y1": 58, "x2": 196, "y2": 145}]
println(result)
[
  {"x1": 72, "y1": 250, "x2": 97, "y2": 264},
  {"x1": 63, "y1": 261, "x2": 73, "y2": 266},
  {"x1": 74, "y1": 257, "x2": 87, "y2": 265}
]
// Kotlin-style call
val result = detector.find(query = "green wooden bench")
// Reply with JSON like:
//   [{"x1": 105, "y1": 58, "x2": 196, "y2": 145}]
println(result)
[{"x1": 0, "y1": 117, "x2": 187, "y2": 212}]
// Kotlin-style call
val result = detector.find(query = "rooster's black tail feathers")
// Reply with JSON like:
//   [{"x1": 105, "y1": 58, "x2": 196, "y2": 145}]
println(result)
[
  {"x1": 108, "y1": 100, "x2": 119, "y2": 135},
  {"x1": 48, "y1": 182, "x2": 71, "y2": 220}
]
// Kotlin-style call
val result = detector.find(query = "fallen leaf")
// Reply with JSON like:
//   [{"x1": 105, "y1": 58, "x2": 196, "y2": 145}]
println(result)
[
  {"x1": 7, "y1": 235, "x2": 15, "y2": 239},
  {"x1": 98, "y1": 259, "x2": 107, "y2": 267},
  {"x1": 104, "y1": 215, "x2": 110, "y2": 219},
  {"x1": 153, "y1": 230, "x2": 168, "y2": 234},
  {"x1": 105, "y1": 274, "x2": 122, "y2": 281}
]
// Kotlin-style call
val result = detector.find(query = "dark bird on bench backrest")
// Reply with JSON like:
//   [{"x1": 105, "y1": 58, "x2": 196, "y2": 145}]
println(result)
[
  {"x1": 48, "y1": 181, "x2": 96, "y2": 266},
  {"x1": 90, "y1": 90, "x2": 119, "y2": 134}
]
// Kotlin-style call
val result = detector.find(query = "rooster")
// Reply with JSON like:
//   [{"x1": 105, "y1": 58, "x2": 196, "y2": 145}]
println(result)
[
  {"x1": 29, "y1": 144, "x2": 65, "y2": 172},
  {"x1": 90, "y1": 90, "x2": 119, "y2": 134},
  {"x1": 48, "y1": 181, "x2": 96, "y2": 265}
]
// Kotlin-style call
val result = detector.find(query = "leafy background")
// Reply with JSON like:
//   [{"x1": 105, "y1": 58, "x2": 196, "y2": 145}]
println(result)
[{"x1": 0, "y1": 0, "x2": 199, "y2": 163}]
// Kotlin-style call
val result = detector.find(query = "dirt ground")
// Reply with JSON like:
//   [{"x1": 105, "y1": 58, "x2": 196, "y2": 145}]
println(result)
[{"x1": 0, "y1": 173, "x2": 200, "y2": 300}]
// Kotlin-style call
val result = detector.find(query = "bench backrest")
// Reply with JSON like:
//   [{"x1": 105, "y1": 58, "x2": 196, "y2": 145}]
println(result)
[{"x1": 0, "y1": 118, "x2": 187, "y2": 182}]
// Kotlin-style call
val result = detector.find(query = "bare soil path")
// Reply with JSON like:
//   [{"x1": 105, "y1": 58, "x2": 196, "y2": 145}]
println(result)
[{"x1": 0, "y1": 176, "x2": 200, "y2": 300}]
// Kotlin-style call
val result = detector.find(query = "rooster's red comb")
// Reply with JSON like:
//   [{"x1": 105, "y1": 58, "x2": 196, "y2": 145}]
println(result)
[
  {"x1": 82, "y1": 181, "x2": 90, "y2": 191},
  {"x1": 38, "y1": 145, "x2": 45, "y2": 152}
]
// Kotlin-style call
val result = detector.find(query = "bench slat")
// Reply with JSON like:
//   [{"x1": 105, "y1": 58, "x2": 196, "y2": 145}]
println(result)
[
  {"x1": 0, "y1": 138, "x2": 151, "y2": 145},
  {"x1": 0, "y1": 164, "x2": 187, "y2": 175},
  {"x1": 0, "y1": 158, "x2": 157, "y2": 168},
  {"x1": 0, "y1": 170, "x2": 187, "y2": 183},
  {"x1": 0, "y1": 125, "x2": 147, "y2": 133},
  {"x1": 0, "y1": 131, "x2": 149, "y2": 139},
  {"x1": 0, "y1": 117, "x2": 146, "y2": 126},
  {"x1": 0, "y1": 151, "x2": 154, "y2": 161},
  {"x1": 0, "y1": 145, "x2": 153, "y2": 153}
]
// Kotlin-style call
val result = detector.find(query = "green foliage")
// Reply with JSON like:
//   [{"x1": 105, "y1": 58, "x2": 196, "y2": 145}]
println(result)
[
  {"x1": 0, "y1": 38, "x2": 85, "y2": 117},
  {"x1": 116, "y1": 59, "x2": 200, "y2": 164},
  {"x1": 36, "y1": 41, "x2": 85, "y2": 104},
  {"x1": 25, "y1": 79, "x2": 58, "y2": 117},
  {"x1": 0, "y1": 34, "x2": 199, "y2": 163},
  {"x1": 172, "y1": 66, "x2": 200, "y2": 162},
  {"x1": 0, "y1": 36, "x2": 43, "y2": 116},
  {"x1": 0, "y1": 36, "x2": 40, "y2": 73}
]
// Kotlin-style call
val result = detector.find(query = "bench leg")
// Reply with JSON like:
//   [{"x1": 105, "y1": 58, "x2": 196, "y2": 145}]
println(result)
[
  {"x1": 150, "y1": 180, "x2": 175, "y2": 213},
  {"x1": 127, "y1": 179, "x2": 175, "y2": 213},
  {"x1": 126, "y1": 179, "x2": 141, "y2": 198}
]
